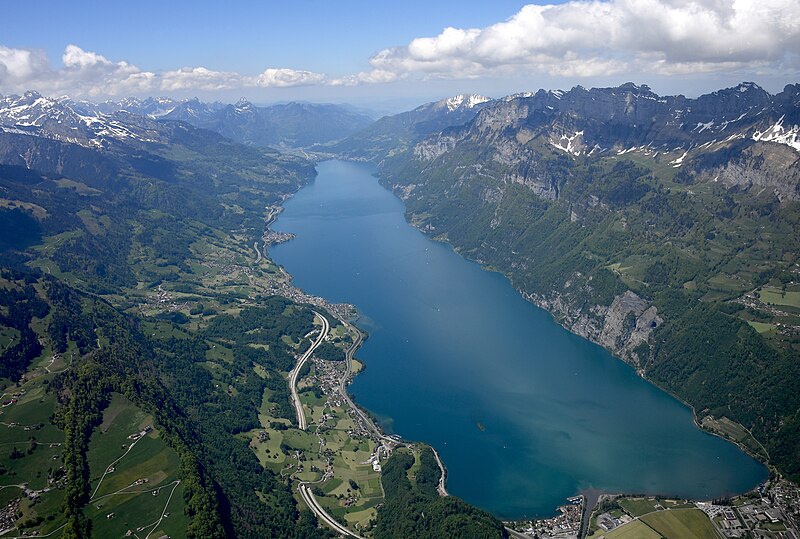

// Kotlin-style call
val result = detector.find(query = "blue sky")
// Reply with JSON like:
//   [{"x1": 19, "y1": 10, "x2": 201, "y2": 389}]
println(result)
[
  {"x1": 8, "y1": 1, "x2": 535, "y2": 75},
  {"x1": 2, "y1": 0, "x2": 799, "y2": 107}
]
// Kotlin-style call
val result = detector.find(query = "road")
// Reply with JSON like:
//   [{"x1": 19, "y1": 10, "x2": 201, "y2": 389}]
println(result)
[
  {"x1": 337, "y1": 321, "x2": 450, "y2": 497},
  {"x1": 298, "y1": 484, "x2": 365, "y2": 539},
  {"x1": 289, "y1": 312, "x2": 329, "y2": 430},
  {"x1": 337, "y1": 321, "x2": 397, "y2": 445},
  {"x1": 430, "y1": 446, "x2": 449, "y2": 497}
]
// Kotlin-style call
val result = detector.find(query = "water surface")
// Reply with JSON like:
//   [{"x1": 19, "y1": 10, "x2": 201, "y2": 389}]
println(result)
[{"x1": 271, "y1": 160, "x2": 767, "y2": 519}]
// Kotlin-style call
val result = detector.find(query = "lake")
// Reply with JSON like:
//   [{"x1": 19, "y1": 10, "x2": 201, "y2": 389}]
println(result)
[{"x1": 271, "y1": 159, "x2": 767, "y2": 519}]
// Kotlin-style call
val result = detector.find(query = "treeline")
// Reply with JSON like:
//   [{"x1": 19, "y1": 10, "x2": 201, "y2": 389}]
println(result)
[
  {"x1": 205, "y1": 301, "x2": 315, "y2": 372},
  {"x1": 43, "y1": 288, "x2": 226, "y2": 539},
  {"x1": 375, "y1": 448, "x2": 507, "y2": 539},
  {"x1": 150, "y1": 297, "x2": 328, "y2": 537}
]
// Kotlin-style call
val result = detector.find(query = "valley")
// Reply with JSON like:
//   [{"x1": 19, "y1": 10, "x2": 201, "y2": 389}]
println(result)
[{"x1": 0, "y1": 81, "x2": 799, "y2": 539}]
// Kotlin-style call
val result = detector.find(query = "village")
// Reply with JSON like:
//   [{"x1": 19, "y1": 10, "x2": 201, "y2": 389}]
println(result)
[
  {"x1": 697, "y1": 479, "x2": 800, "y2": 539},
  {"x1": 507, "y1": 496, "x2": 583, "y2": 539}
]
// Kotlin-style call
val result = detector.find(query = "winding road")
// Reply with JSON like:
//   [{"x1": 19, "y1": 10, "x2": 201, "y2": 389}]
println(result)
[
  {"x1": 289, "y1": 312, "x2": 329, "y2": 430},
  {"x1": 294, "y1": 316, "x2": 450, "y2": 536}
]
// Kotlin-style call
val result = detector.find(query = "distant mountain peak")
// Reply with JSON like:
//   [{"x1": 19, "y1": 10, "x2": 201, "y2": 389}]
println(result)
[
  {"x1": 736, "y1": 81, "x2": 762, "y2": 92},
  {"x1": 444, "y1": 94, "x2": 491, "y2": 112}
]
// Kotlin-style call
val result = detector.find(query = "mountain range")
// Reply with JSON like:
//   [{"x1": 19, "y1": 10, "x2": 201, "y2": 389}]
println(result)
[
  {"x1": 0, "y1": 91, "x2": 374, "y2": 151},
  {"x1": 0, "y1": 81, "x2": 799, "y2": 538}
]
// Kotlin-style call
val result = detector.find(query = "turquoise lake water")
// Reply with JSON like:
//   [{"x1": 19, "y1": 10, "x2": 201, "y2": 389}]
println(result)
[{"x1": 271, "y1": 160, "x2": 767, "y2": 519}]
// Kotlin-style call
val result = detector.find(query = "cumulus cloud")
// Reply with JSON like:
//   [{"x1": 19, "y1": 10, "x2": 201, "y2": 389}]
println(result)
[
  {"x1": 161, "y1": 66, "x2": 244, "y2": 91},
  {"x1": 0, "y1": 44, "x2": 328, "y2": 97},
  {"x1": 369, "y1": 0, "x2": 800, "y2": 79},
  {"x1": 255, "y1": 68, "x2": 326, "y2": 88},
  {"x1": 0, "y1": 46, "x2": 50, "y2": 81},
  {"x1": 328, "y1": 69, "x2": 399, "y2": 86}
]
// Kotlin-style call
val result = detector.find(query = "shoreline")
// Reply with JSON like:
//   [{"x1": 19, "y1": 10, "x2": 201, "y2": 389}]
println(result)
[
  {"x1": 270, "y1": 158, "x2": 767, "y2": 527},
  {"x1": 380, "y1": 173, "x2": 773, "y2": 474},
  {"x1": 410, "y1": 217, "x2": 772, "y2": 510}
]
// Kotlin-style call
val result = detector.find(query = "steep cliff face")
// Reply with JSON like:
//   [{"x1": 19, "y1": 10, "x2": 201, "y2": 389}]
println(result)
[
  {"x1": 525, "y1": 287, "x2": 662, "y2": 370},
  {"x1": 689, "y1": 142, "x2": 800, "y2": 202}
]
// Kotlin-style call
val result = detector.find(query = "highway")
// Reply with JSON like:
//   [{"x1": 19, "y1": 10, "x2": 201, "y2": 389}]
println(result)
[
  {"x1": 293, "y1": 315, "x2": 450, "y2": 537},
  {"x1": 289, "y1": 311, "x2": 329, "y2": 430},
  {"x1": 298, "y1": 484, "x2": 365, "y2": 539},
  {"x1": 338, "y1": 321, "x2": 450, "y2": 497}
]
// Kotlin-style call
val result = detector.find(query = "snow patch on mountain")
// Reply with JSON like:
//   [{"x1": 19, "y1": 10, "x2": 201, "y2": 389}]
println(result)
[
  {"x1": 445, "y1": 94, "x2": 490, "y2": 112},
  {"x1": 752, "y1": 116, "x2": 800, "y2": 152},
  {"x1": 550, "y1": 131, "x2": 584, "y2": 155}
]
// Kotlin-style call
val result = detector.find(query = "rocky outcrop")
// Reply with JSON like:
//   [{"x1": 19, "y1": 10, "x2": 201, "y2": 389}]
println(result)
[
  {"x1": 694, "y1": 142, "x2": 800, "y2": 201},
  {"x1": 598, "y1": 291, "x2": 662, "y2": 363},
  {"x1": 413, "y1": 135, "x2": 457, "y2": 161},
  {"x1": 525, "y1": 285, "x2": 661, "y2": 371}
]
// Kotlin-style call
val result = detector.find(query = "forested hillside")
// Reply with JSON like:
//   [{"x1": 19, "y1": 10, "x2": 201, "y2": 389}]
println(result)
[
  {"x1": 375, "y1": 447, "x2": 507, "y2": 539},
  {"x1": 0, "y1": 96, "x2": 335, "y2": 537}
]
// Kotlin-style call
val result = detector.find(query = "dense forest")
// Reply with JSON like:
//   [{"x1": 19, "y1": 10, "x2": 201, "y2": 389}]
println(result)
[{"x1": 375, "y1": 447, "x2": 507, "y2": 539}]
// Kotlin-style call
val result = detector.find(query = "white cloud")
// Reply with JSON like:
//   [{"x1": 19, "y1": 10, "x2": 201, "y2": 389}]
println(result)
[
  {"x1": 62, "y1": 44, "x2": 113, "y2": 69},
  {"x1": 369, "y1": 0, "x2": 800, "y2": 79},
  {"x1": 0, "y1": 44, "x2": 328, "y2": 97},
  {"x1": 0, "y1": 46, "x2": 49, "y2": 81},
  {"x1": 328, "y1": 69, "x2": 400, "y2": 86},
  {"x1": 161, "y1": 66, "x2": 244, "y2": 91},
  {"x1": 255, "y1": 68, "x2": 326, "y2": 88}
]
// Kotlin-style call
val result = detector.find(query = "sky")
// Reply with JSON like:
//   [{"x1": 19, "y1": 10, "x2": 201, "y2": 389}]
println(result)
[{"x1": 2, "y1": 0, "x2": 799, "y2": 109}]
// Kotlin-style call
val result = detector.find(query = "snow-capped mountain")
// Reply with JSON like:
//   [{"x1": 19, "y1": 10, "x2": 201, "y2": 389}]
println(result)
[
  {"x1": 462, "y1": 82, "x2": 800, "y2": 158},
  {"x1": 0, "y1": 92, "x2": 373, "y2": 150},
  {"x1": 405, "y1": 82, "x2": 800, "y2": 201},
  {"x1": 327, "y1": 93, "x2": 496, "y2": 161},
  {"x1": 0, "y1": 91, "x2": 165, "y2": 148},
  {"x1": 443, "y1": 94, "x2": 491, "y2": 112}
]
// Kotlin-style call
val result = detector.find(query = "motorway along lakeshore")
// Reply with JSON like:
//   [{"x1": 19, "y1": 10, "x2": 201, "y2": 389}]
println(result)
[{"x1": 271, "y1": 159, "x2": 767, "y2": 520}]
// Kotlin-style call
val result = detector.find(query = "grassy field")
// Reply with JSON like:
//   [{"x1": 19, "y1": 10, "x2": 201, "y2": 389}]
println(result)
[
  {"x1": 605, "y1": 520, "x2": 663, "y2": 539},
  {"x1": 0, "y1": 365, "x2": 67, "y2": 536},
  {"x1": 640, "y1": 509, "x2": 719, "y2": 539},
  {"x1": 85, "y1": 393, "x2": 187, "y2": 539},
  {"x1": 247, "y1": 365, "x2": 384, "y2": 532},
  {"x1": 0, "y1": 326, "x2": 19, "y2": 352},
  {"x1": 699, "y1": 415, "x2": 768, "y2": 459},
  {"x1": 758, "y1": 286, "x2": 800, "y2": 309},
  {"x1": 619, "y1": 498, "x2": 661, "y2": 517},
  {"x1": 747, "y1": 320, "x2": 777, "y2": 334}
]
